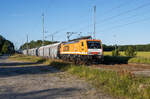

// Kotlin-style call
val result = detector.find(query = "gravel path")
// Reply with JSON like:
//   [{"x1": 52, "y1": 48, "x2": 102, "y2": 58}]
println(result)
[{"x1": 0, "y1": 56, "x2": 114, "y2": 99}]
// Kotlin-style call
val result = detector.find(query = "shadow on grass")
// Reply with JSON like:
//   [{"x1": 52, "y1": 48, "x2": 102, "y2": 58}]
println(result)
[
  {"x1": 48, "y1": 56, "x2": 132, "y2": 67},
  {"x1": 50, "y1": 61, "x2": 72, "y2": 71},
  {"x1": 103, "y1": 56, "x2": 132, "y2": 65},
  {"x1": 0, "y1": 58, "x2": 46, "y2": 66}
]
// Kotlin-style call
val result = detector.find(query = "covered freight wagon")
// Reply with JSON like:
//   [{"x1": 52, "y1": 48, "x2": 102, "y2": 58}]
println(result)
[{"x1": 38, "y1": 43, "x2": 61, "y2": 59}]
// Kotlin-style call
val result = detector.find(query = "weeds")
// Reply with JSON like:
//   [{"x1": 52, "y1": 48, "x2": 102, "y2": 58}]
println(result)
[{"x1": 49, "y1": 61, "x2": 150, "y2": 99}]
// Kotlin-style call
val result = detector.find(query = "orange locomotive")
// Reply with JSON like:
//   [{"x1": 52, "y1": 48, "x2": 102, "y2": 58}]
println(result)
[{"x1": 59, "y1": 37, "x2": 103, "y2": 63}]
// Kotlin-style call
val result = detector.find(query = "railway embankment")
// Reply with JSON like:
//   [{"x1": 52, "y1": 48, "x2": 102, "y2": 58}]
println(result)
[{"x1": 8, "y1": 54, "x2": 150, "y2": 99}]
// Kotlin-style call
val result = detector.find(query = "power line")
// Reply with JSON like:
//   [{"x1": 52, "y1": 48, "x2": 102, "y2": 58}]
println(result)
[
  {"x1": 75, "y1": 0, "x2": 138, "y2": 31},
  {"x1": 100, "y1": 0, "x2": 138, "y2": 15},
  {"x1": 76, "y1": 1, "x2": 150, "y2": 32},
  {"x1": 45, "y1": 0, "x2": 150, "y2": 40},
  {"x1": 97, "y1": 1, "x2": 150, "y2": 24},
  {"x1": 97, "y1": 9, "x2": 150, "y2": 29},
  {"x1": 47, "y1": 0, "x2": 131, "y2": 37},
  {"x1": 98, "y1": 17, "x2": 150, "y2": 33}
]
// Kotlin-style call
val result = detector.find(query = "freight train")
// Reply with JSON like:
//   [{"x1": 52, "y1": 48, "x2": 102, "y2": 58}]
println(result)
[{"x1": 22, "y1": 36, "x2": 103, "y2": 63}]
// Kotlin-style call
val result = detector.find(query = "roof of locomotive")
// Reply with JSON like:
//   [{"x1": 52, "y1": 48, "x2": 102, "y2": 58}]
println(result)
[{"x1": 63, "y1": 39, "x2": 101, "y2": 45}]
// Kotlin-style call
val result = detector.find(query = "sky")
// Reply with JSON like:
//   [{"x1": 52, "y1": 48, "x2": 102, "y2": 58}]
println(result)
[{"x1": 0, "y1": 0, "x2": 150, "y2": 49}]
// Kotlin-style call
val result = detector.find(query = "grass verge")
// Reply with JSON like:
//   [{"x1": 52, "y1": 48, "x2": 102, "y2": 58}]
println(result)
[
  {"x1": 9, "y1": 54, "x2": 46, "y2": 63},
  {"x1": 128, "y1": 57, "x2": 150, "y2": 64}
]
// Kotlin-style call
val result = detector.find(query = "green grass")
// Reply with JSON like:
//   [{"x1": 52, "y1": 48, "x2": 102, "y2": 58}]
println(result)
[
  {"x1": 9, "y1": 54, "x2": 150, "y2": 99},
  {"x1": 104, "y1": 51, "x2": 150, "y2": 64},
  {"x1": 104, "y1": 51, "x2": 150, "y2": 58},
  {"x1": 9, "y1": 54, "x2": 46, "y2": 63},
  {"x1": 50, "y1": 61, "x2": 150, "y2": 99},
  {"x1": 128, "y1": 57, "x2": 150, "y2": 64},
  {"x1": 136, "y1": 52, "x2": 150, "y2": 58}
]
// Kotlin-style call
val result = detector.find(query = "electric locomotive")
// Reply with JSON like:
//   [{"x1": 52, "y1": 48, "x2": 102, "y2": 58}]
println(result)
[{"x1": 59, "y1": 36, "x2": 103, "y2": 63}]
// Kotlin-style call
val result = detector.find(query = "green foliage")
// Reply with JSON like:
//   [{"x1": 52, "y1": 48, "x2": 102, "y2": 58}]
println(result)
[
  {"x1": 0, "y1": 35, "x2": 14, "y2": 54},
  {"x1": 112, "y1": 48, "x2": 120, "y2": 56},
  {"x1": 2, "y1": 41, "x2": 9, "y2": 54},
  {"x1": 103, "y1": 44, "x2": 115, "y2": 51},
  {"x1": 20, "y1": 40, "x2": 58, "y2": 50},
  {"x1": 125, "y1": 46, "x2": 137, "y2": 57},
  {"x1": 103, "y1": 44, "x2": 150, "y2": 52}
]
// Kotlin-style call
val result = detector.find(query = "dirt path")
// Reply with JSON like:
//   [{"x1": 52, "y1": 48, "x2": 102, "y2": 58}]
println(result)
[{"x1": 0, "y1": 56, "x2": 114, "y2": 99}]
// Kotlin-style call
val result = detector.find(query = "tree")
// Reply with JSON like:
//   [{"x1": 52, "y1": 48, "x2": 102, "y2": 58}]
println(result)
[
  {"x1": 125, "y1": 46, "x2": 137, "y2": 57},
  {"x1": 2, "y1": 41, "x2": 9, "y2": 54},
  {"x1": 0, "y1": 35, "x2": 14, "y2": 54},
  {"x1": 112, "y1": 48, "x2": 120, "y2": 56},
  {"x1": 20, "y1": 40, "x2": 58, "y2": 50}
]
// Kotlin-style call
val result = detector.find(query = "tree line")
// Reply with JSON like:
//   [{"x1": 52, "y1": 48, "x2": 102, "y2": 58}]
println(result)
[
  {"x1": 20, "y1": 40, "x2": 58, "y2": 50},
  {"x1": 20, "y1": 40, "x2": 150, "y2": 52},
  {"x1": 0, "y1": 35, "x2": 15, "y2": 55},
  {"x1": 103, "y1": 44, "x2": 150, "y2": 51}
]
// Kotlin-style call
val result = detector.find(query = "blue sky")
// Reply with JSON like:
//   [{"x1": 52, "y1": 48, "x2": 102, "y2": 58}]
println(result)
[{"x1": 0, "y1": 0, "x2": 150, "y2": 48}]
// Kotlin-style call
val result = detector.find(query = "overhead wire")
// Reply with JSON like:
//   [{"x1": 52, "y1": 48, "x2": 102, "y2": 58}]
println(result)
[
  {"x1": 46, "y1": 0, "x2": 133, "y2": 37},
  {"x1": 77, "y1": 0, "x2": 150, "y2": 32},
  {"x1": 46, "y1": 0, "x2": 150, "y2": 40},
  {"x1": 97, "y1": 17, "x2": 150, "y2": 33},
  {"x1": 97, "y1": 8, "x2": 150, "y2": 29}
]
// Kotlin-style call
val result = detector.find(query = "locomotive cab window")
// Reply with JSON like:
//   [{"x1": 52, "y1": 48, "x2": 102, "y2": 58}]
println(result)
[
  {"x1": 81, "y1": 42, "x2": 84, "y2": 46},
  {"x1": 87, "y1": 41, "x2": 101, "y2": 49}
]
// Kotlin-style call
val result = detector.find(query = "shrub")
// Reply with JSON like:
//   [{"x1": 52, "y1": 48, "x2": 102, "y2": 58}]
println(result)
[
  {"x1": 125, "y1": 46, "x2": 137, "y2": 57},
  {"x1": 112, "y1": 49, "x2": 120, "y2": 56}
]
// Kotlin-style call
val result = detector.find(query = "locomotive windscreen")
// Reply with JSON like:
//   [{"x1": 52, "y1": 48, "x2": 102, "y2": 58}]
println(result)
[{"x1": 87, "y1": 41, "x2": 101, "y2": 49}]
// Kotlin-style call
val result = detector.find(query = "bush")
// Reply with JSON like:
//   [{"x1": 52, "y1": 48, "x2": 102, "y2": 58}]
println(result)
[
  {"x1": 125, "y1": 46, "x2": 137, "y2": 57},
  {"x1": 112, "y1": 49, "x2": 120, "y2": 56}
]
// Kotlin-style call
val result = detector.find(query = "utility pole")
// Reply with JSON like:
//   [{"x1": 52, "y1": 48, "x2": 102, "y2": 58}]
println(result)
[
  {"x1": 93, "y1": 5, "x2": 96, "y2": 39},
  {"x1": 42, "y1": 13, "x2": 45, "y2": 46},
  {"x1": 52, "y1": 35, "x2": 53, "y2": 41},
  {"x1": 26, "y1": 34, "x2": 29, "y2": 55},
  {"x1": 42, "y1": 13, "x2": 45, "y2": 56}
]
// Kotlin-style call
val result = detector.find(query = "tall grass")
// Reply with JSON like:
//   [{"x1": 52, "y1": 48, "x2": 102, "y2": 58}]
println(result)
[{"x1": 50, "y1": 61, "x2": 150, "y2": 99}]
